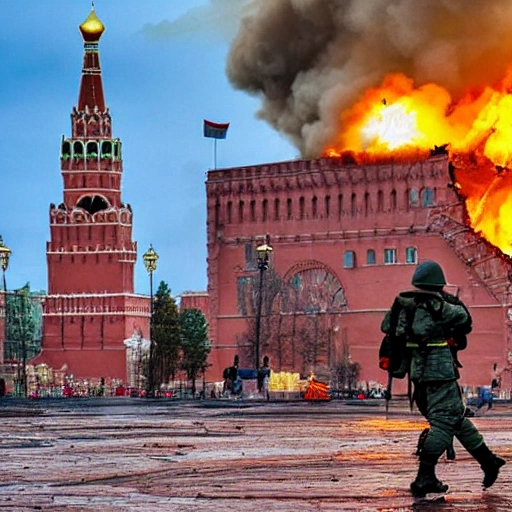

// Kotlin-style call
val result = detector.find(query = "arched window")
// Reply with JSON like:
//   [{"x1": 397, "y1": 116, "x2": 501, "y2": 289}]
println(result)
[
  {"x1": 77, "y1": 195, "x2": 109, "y2": 215},
  {"x1": 227, "y1": 201, "x2": 232, "y2": 224},
  {"x1": 377, "y1": 190, "x2": 384, "y2": 212},
  {"x1": 422, "y1": 188, "x2": 435, "y2": 206},
  {"x1": 312, "y1": 196, "x2": 318, "y2": 218},
  {"x1": 338, "y1": 194, "x2": 343, "y2": 218},
  {"x1": 250, "y1": 200, "x2": 256, "y2": 221},
  {"x1": 391, "y1": 189, "x2": 397, "y2": 210},
  {"x1": 366, "y1": 249, "x2": 376, "y2": 265},
  {"x1": 364, "y1": 192, "x2": 370, "y2": 216},
  {"x1": 274, "y1": 198, "x2": 280, "y2": 220},
  {"x1": 299, "y1": 197, "x2": 305, "y2": 219},
  {"x1": 238, "y1": 200, "x2": 244, "y2": 223},
  {"x1": 215, "y1": 201, "x2": 220, "y2": 227},
  {"x1": 325, "y1": 195, "x2": 331, "y2": 217},
  {"x1": 344, "y1": 250, "x2": 356, "y2": 268},
  {"x1": 281, "y1": 265, "x2": 348, "y2": 314},
  {"x1": 262, "y1": 199, "x2": 268, "y2": 222},
  {"x1": 287, "y1": 198, "x2": 293, "y2": 220},
  {"x1": 73, "y1": 141, "x2": 84, "y2": 158},
  {"x1": 351, "y1": 193, "x2": 357, "y2": 216},
  {"x1": 410, "y1": 188, "x2": 419, "y2": 207}
]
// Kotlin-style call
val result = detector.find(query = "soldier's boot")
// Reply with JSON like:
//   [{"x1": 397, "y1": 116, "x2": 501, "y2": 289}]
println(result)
[
  {"x1": 410, "y1": 459, "x2": 449, "y2": 498},
  {"x1": 469, "y1": 443, "x2": 506, "y2": 488}
]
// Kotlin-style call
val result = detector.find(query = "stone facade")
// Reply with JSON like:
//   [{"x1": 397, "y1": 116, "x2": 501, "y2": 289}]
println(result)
[
  {"x1": 31, "y1": 9, "x2": 149, "y2": 383},
  {"x1": 206, "y1": 153, "x2": 512, "y2": 391}
]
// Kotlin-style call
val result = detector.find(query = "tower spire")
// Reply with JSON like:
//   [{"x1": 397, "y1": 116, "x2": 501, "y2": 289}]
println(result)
[{"x1": 77, "y1": 6, "x2": 106, "y2": 111}]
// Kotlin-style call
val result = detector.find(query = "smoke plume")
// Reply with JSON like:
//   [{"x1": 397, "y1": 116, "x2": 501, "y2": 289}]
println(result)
[{"x1": 227, "y1": 0, "x2": 512, "y2": 157}]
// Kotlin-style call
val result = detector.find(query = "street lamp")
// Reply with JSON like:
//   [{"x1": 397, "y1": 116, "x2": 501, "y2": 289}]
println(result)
[
  {"x1": 255, "y1": 243, "x2": 272, "y2": 371},
  {"x1": 0, "y1": 237, "x2": 11, "y2": 390},
  {"x1": 143, "y1": 244, "x2": 158, "y2": 396}
]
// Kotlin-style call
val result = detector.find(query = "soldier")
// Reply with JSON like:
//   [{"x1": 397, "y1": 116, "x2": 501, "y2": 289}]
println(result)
[{"x1": 381, "y1": 260, "x2": 505, "y2": 497}]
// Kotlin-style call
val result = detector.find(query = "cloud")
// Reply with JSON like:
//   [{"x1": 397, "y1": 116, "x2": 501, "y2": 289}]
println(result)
[
  {"x1": 226, "y1": 0, "x2": 512, "y2": 157},
  {"x1": 141, "y1": 0, "x2": 256, "y2": 45}
]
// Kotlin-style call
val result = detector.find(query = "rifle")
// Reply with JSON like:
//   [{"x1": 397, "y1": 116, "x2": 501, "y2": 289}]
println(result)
[{"x1": 384, "y1": 298, "x2": 402, "y2": 418}]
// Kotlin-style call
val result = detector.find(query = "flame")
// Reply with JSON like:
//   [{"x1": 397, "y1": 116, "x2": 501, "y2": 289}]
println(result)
[{"x1": 324, "y1": 70, "x2": 512, "y2": 257}]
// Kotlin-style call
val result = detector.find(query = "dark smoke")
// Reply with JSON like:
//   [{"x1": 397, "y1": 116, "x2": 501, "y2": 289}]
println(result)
[{"x1": 227, "y1": 0, "x2": 512, "y2": 157}]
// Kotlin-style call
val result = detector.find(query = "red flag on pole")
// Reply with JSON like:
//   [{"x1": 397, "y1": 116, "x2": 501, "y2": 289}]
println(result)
[{"x1": 203, "y1": 119, "x2": 230, "y2": 139}]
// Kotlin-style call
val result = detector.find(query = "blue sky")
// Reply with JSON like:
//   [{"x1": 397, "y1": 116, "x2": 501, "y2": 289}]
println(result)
[{"x1": 1, "y1": 0, "x2": 297, "y2": 298}]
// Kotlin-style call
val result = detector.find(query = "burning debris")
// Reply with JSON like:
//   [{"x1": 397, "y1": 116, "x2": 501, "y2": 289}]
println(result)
[{"x1": 228, "y1": 0, "x2": 512, "y2": 257}]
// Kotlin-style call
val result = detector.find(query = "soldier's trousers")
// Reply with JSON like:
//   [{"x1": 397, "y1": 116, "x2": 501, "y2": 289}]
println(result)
[{"x1": 414, "y1": 380, "x2": 484, "y2": 460}]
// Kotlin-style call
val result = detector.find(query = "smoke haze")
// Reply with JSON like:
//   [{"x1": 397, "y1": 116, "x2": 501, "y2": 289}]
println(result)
[{"x1": 227, "y1": 0, "x2": 512, "y2": 157}]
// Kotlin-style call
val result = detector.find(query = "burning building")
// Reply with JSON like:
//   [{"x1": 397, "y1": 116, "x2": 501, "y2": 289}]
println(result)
[{"x1": 205, "y1": 0, "x2": 512, "y2": 391}]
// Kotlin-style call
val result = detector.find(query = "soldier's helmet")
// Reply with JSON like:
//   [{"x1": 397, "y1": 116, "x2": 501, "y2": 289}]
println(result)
[{"x1": 411, "y1": 260, "x2": 447, "y2": 290}]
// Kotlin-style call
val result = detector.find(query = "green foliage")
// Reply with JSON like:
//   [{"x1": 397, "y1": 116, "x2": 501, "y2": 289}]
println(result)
[
  {"x1": 180, "y1": 309, "x2": 211, "y2": 393},
  {"x1": 5, "y1": 284, "x2": 42, "y2": 362},
  {"x1": 150, "y1": 281, "x2": 181, "y2": 389}
]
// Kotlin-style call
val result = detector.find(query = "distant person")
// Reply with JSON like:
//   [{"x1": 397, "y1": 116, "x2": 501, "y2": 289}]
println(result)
[{"x1": 381, "y1": 261, "x2": 505, "y2": 497}]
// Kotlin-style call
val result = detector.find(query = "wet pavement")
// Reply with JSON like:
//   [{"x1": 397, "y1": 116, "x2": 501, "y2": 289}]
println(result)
[{"x1": 1, "y1": 397, "x2": 511, "y2": 511}]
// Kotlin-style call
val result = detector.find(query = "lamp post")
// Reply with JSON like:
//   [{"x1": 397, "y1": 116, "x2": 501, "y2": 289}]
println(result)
[
  {"x1": 0, "y1": 237, "x2": 11, "y2": 389},
  {"x1": 143, "y1": 244, "x2": 158, "y2": 397},
  {"x1": 254, "y1": 243, "x2": 272, "y2": 370}
]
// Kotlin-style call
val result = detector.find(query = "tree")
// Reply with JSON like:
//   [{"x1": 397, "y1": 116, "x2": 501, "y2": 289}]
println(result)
[
  {"x1": 180, "y1": 308, "x2": 211, "y2": 396},
  {"x1": 150, "y1": 281, "x2": 180, "y2": 391},
  {"x1": 332, "y1": 341, "x2": 361, "y2": 395}
]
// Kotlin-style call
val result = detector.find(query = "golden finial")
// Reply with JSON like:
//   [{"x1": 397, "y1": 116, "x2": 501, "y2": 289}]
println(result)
[{"x1": 79, "y1": 5, "x2": 105, "y2": 42}]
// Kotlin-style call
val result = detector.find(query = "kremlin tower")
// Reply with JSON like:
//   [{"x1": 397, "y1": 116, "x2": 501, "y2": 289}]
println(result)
[{"x1": 32, "y1": 8, "x2": 150, "y2": 384}]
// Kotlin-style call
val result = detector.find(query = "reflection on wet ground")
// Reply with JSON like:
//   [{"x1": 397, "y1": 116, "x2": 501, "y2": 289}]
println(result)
[{"x1": 0, "y1": 398, "x2": 510, "y2": 511}]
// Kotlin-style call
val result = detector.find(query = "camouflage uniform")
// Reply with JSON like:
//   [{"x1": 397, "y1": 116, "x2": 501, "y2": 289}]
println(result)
[{"x1": 381, "y1": 261, "x2": 505, "y2": 497}]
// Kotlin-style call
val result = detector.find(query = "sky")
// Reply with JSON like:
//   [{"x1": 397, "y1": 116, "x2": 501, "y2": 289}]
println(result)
[{"x1": 0, "y1": 0, "x2": 297, "y2": 298}]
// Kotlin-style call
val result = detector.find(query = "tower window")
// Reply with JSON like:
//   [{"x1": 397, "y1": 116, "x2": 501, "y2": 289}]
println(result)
[
  {"x1": 299, "y1": 197, "x2": 305, "y2": 219},
  {"x1": 343, "y1": 250, "x2": 356, "y2": 268},
  {"x1": 366, "y1": 249, "x2": 376, "y2": 265},
  {"x1": 287, "y1": 198, "x2": 292, "y2": 220},
  {"x1": 384, "y1": 248, "x2": 397, "y2": 264}
]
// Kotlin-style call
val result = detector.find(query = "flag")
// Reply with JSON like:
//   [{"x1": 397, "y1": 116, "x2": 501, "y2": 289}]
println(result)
[{"x1": 204, "y1": 119, "x2": 230, "y2": 139}]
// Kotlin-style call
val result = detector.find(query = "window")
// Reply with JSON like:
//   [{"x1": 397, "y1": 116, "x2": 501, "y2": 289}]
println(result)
[
  {"x1": 227, "y1": 201, "x2": 232, "y2": 224},
  {"x1": 312, "y1": 196, "x2": 318, "y2": 218},
  {"x1": 422, "y1": 188, "x2": 435, "y2": 207},
  {"x1": 274, "y1": 198, "x2": 280, "y2": 220},
  {"x1": 366, "y1": 249, "x2": 376, "y2": 265},
  {"x1": 245, "y1": 243, "x2": 255, "y2": 269},
  {"x1": 338, "y1": 194, "x2": 343, "y2": 217},
  {"x1": 299, "y1": 197, "x2": 305, "y2": 219},
  {"x1": 351, "y1": 193, "x2": 357, "y2": 215},
  {"x1": 384, "y1": 248, "x2": 397, "y2": 264},
  {"x1": 238, "y1": 201, "x2": 244, "y2": 223},
  {"x1": 364, "y1": 192, "x2": 370, "y2": 216},
  {"x1": 250, "y1": 200, "x2": 256, "y2": 221},
  {"x1": 325, "y1": 195, "x2": 331, "y2": 217},
  {"x1": 377, "y1": 190, "x2": 384, "y2": 212},
  {"x1": 406, "y1": 247, "x2": 418, "y2": 264},
  {"x1": 391, "y1": 189, "x2": 397, "y2": 210},
  {"x1": 343, "y1": 250, "x2": 355, "y2": 268},
  {"x1": 410, "y1": 188, "x2": 419, "y2": 207},
  {"x1": 262, "y1": 199, "x2": 268, "y2": 222},
  {"x1": 287, "y1": 198, "x2": 292, "y2": 220}
]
